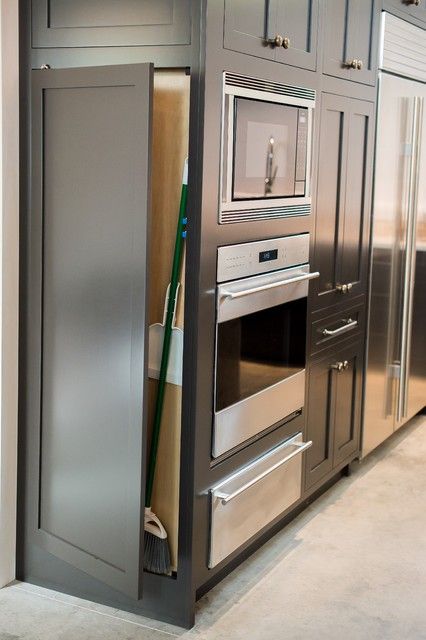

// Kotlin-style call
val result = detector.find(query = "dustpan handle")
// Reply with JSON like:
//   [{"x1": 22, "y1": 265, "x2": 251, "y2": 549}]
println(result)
[{"x1": 146, "y1": 158, "x2": 188, "y2": 508}]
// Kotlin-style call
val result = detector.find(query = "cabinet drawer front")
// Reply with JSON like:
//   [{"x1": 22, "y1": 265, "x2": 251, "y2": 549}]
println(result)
[
  {"x1": 311, "y1": 302, "x2": 365, "y2": 354},
  {"x1": 209, "y1": 433, "x2": 311, "y2": 567}
]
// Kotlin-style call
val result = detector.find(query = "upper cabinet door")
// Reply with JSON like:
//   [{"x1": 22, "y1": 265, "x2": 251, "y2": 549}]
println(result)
[
  {"x1": 223, "y1": 0, "x2": 319, "y2": 70},
  {"x1": 384, "y1": 0, "x2": 426, "y2": 23},
  {"x1": 28, "y1": 64, "x2": 152, "y2": 598},
  {"x1": 32, "y1": 0, "x2": 191, "y2": 48},
  {"x1": 223, "y1": 0, "x2": 275, "y2": 61},
  {"x1": 322, "y1": 0, "x2": 380, "y2": 86},
  {"x1": 271, "y1": 0, "x2": 319, "y2": 71}
]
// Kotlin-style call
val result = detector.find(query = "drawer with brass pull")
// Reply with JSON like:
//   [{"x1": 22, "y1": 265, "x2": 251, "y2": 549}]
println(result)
[{"x1": 310, "y1": 300, "x2": 365, "y2": 355}]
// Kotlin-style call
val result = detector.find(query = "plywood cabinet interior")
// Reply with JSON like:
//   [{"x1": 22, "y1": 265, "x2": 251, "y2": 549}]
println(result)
[{"x1": 149, "y1": 69, "x2": 190, "y2": 572}]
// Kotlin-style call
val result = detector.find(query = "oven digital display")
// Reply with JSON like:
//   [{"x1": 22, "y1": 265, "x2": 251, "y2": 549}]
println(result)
[{"x1": 259, "y1": 249, "x2": 278, "y2": 263}]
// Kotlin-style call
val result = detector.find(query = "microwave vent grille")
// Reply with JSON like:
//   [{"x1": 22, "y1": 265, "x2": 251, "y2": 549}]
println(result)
[
  {"x1": 220, "y1": 204, "x2": 311, "y2": 224},
  {"x1": 224, "y1": 72, "x2": 316, "y2": 103}
]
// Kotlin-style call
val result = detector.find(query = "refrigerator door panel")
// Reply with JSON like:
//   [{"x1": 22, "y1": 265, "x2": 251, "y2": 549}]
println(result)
[
  {"x1": 363, "y1": 73, "x2": 424, "y2": 456},
  {"x1": 404, "y1": 89, "x2": 426, "y2": 422}
]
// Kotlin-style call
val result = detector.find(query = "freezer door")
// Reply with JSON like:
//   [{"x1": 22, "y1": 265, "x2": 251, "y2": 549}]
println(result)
[{"x1": 403, "y1": 89, "x2": 426, "y2": 422}]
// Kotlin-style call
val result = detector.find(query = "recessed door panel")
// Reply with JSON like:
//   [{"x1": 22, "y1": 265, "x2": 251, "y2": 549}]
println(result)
[
  {"x1": 27, "y1": 64, "x2": 152, "y2": 598},
  {"x1": 32, "y1": 0, "x2": 191, "y2": 48}
]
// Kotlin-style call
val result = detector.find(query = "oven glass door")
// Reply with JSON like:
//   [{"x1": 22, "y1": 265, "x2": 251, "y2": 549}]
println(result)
[
  {"x1": 216, "y1": 297, "x2": 307, "y2": 413},
  {"x1": 232, "y1": 98, "x2": 308, "y2": 201}
]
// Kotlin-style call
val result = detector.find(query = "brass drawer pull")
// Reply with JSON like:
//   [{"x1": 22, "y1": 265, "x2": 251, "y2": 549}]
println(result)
[
  {"x1": 267, "y1": 34, "x2": 291, "y2": 49},
  {"x1": 322, "y1": 318, "x2": 358, "y2": 337}
]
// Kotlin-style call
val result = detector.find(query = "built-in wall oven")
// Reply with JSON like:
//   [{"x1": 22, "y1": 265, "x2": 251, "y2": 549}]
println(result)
[
  {"x1": 220, "y1": 73, "x2": 316, "y2": 224},
  {"x1": 213, "y1": 234, "x2": 318, "y2": 458}
]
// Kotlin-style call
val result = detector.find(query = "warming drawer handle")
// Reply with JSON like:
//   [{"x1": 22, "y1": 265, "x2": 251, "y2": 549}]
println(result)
[
  {"x1": 220, "y1": 271, "x2": 320, "y2": 300},
  {"x1": 322, "y1": 318, "x2": 358, "y2": 337},
  {"x1": 215, "y1": 440, "x2": 313, "y2": 505}
]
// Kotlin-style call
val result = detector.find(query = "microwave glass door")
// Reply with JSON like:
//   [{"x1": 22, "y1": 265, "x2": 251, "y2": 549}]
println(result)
[
  {"x1": 232, "y1": 98, "x2": 308, "y2": 201},
  {"x1": 216, "y1": 297, "x2": 307, "y2": 412}
]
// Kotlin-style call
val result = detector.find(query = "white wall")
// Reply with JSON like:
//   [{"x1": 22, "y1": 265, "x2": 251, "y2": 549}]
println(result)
[{"x1": 0, "y1": 0, "x2": 19, "y2": 588}]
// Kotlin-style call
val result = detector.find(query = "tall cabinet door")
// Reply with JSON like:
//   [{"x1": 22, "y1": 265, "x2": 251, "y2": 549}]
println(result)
[
  {"x1": 338, "y1": 99, "x2": 374, "y2": 299},
  {"x1": 313, "y1": 93, "x2": 348, "y2": 309},
  {"x1": 25, "y1": 64, "x2": 152, "y2": 598},
  {"x1": 273, "y1": 0, "x2": 319, "y2": 71},
  {"x1": 313, "y1": 93, "x2": 374, "y2": 310}
]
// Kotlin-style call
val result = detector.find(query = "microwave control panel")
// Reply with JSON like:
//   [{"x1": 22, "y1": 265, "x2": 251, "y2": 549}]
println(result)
[{"x1": 217, "y1": 233, "x2": 310, "y2": 283}]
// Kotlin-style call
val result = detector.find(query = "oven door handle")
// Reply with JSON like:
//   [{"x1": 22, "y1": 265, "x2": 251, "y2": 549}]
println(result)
[{"x1": 220, "y1": 271, "x2": 320, "y2": 300}]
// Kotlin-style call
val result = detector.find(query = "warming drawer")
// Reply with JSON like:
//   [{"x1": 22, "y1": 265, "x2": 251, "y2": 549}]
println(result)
[{"x1": 209, "y1": 433, "x2": 312, "y2": 568}]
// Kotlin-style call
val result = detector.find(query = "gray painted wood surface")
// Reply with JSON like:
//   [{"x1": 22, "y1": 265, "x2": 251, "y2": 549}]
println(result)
[
  {"x1": 26, "y1": 63, "x2": 153, "y2": 599},
  {"x1": 32, "y1": 0, "x2": 191, "y2": 48}
]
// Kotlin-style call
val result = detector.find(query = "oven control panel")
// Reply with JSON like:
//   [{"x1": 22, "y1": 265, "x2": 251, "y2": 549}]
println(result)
[{"x1": 217, "y1": 234, "x2": 310, "y2": 283}]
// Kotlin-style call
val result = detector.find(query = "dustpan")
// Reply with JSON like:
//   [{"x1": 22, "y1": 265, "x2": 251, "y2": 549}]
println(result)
[{"x1": 148, "y1": 282, "x2": 184, "y2": 387}]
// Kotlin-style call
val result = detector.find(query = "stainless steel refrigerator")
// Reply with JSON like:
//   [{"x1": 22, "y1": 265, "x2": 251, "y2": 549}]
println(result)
[{"x1": 363, "y1": 13, "x2": 426, "y2": 457}]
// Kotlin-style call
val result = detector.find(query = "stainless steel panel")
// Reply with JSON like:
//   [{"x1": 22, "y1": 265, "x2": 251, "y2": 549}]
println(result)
[
  {"x1": 213, "y1": 370, "x2": 305, "y2": 458},
  {"x1": 217, "y1": 265, "x2": 317, "y2": 323},
  {"x1": 364, "y1": 69, "x2": 426, "y2": 456},
  {"x1": 217, "y1": 233, "x2": 310, "y2": 282},
  {"x1": 381, "y1": 13, "x2": 426, "y2": 83},
  {"x1": 209, "y1": 433, "x2": 311, "y2": 568}
]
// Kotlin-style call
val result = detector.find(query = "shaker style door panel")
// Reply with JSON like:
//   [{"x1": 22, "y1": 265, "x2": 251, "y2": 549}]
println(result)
[
  {"x1": 223, "y1": 0, "x2": 275, "y2": 61},
  {"x1": 305, "y1": 357, "x2": 335, "y2": 489},
  {"x1": 312, "y1": 94, "x2": 348, "y2": 309},
  {"x1": 313, "y1": 94, "x2": 374, "y2": 311},
  {"x1": 339, "y1": 100, "x2": 374, "y2": 298},
  {"x1": 333, "y1": 342, "x2": 363, "y2": 466},
  {"x1": 26, "y1": 64, "x2": 152, "y2": 598},
  {"x1": 273, "y1": 0, "x2": 319, "y2": 71},
  {"x1": 322, "y1": 0, "x2": 379, "y2": 86},
  {"x1": 32, "y1": 0, "x2": 191, "y2": 48}
]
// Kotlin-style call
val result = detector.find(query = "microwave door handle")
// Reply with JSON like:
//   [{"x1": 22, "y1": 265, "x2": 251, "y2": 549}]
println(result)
[{"x1": 220, "y1": 271, "x2": 320, "y2": 300}]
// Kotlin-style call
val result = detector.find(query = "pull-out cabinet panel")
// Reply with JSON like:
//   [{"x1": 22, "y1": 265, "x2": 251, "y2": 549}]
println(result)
[
  {"x1": 210, "y1": 433, "x2": 311, "y2": 568},
  {"x1": 310, "y1": 299, "x2": 365, "y2": 355}
]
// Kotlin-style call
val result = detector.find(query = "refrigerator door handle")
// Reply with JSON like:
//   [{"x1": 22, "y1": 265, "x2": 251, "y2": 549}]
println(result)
[{"x1": 397, "y1": 96, "x2": 424, "y2": 422}]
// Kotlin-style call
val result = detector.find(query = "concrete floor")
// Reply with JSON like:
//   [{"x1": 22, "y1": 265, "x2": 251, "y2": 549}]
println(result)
[{"x1": 1, "y1": 415, "x2": 425, "y2": 640}]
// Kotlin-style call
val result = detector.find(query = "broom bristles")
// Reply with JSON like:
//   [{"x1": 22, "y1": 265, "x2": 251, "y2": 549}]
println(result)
[
  {"x1": 144, "y1": 507, "x2": 171, "y2": 575},
  {"x1": 144, "y1": 530, "x2": 171, "y2": 575}
]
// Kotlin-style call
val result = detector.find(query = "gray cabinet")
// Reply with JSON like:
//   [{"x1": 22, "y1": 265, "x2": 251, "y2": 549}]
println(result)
[
  {"x1": 32, "y1": 0, "x2": 191, "y2": 48},
  {"x1": 24, "y1": 64, "x2": 152, "y2": 598},
  {"x1": 224, "y1": 0, "x2": 319, "y2": 70},
  {"x1": 322, "y1": 0, "x2": 380, "y2": 85},
  {"x1": 313, "y1": 92, "x2": 374, "y2": 311},
  {"x1": 384, "y1": 0, "x2": 426, "y2": 23},
  {"x1": 305, "y1": 340, "x2": 363, "y2": 489}
]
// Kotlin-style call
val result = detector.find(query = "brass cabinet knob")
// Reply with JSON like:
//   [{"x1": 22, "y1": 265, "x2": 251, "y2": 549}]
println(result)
[
  {"x1": 343, "y1": 360, "x2": 349, "y2": 370},
  {"x1": 331, "y1": 361, "x2": 344, "y2": 372},
  {"x1": 346, "y1": 282, "x2": 353, "y2": 291},
  {"x1": 345, "y1": 59, "x2": 358, "y2": 69},
  {"x1": 407, "y1": 0, "x2": 421, "y2": 5},
  {"x1": 337, "y1": 284, "x2": 348, "y2": 293},
  {"x1": 282, "y1": 36, "x2": 291, "y2": 49},
  {"x1": 267, "y1": 34, "x2": 284, "y2": 47},
  {"x1": 357, "y1": 59, "x2": 363, "y2": 70}
]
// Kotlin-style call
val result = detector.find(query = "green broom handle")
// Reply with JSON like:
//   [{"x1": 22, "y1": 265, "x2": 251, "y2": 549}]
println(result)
[{"x1": 146, "y1": 161, "x2": 188, "y2": 508}]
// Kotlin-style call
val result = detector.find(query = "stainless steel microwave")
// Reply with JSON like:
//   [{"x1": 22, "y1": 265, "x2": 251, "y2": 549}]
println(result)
[{"x1": 220, "y1": 73, "x2": 316, "y2": 224}]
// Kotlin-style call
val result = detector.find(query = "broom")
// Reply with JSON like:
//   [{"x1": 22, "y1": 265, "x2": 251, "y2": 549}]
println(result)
[{"x1": 144, "y1": 158, "x2": 188, "y2": 575}]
